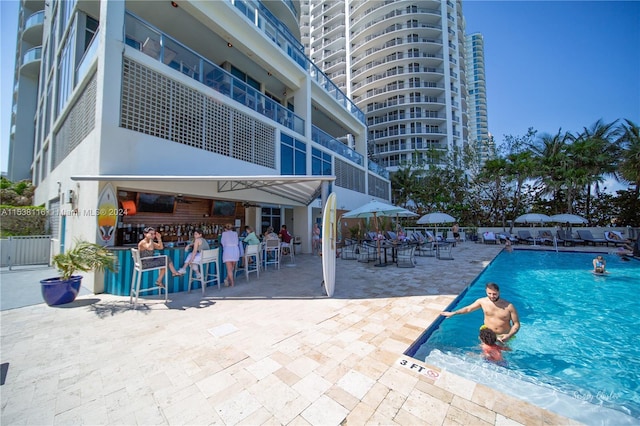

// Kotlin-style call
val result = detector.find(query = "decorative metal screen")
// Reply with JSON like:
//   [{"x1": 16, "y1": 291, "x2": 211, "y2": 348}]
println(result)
[
  {"x1": 53, "y1": 73, "x2": 97, "y2": 168},
  {"x1": 121, "y1": 58, "x2": 275, "y2": 168},
  {"x1": 335, "y1": 158, "x2": 365, "y2": 193},
  {"x1": 368, "y1": 173, "x2": 390, "y2": 199}
]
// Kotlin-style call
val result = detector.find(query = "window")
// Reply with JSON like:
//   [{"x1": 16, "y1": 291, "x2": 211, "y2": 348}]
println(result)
[
  {"x1": 56, "y1": 17, "x2": 76, "y2": 116},
  {"x1": 281, "y1": 133, "x2": 306, "y2": 175},
  {"x1": 261, "y1": 207, "x2": 281, "y2": 234},
  {"x1": 312, "y1": 147, "x2": 332, "y2": 176},
  {"x1": 84, "y1": 15, "x2": 99, "y2": 51}
]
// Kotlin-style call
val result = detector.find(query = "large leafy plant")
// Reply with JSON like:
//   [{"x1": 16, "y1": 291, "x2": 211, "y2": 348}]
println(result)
[{"x1": 52, "y1": 241, "x2": 116, "y2": 281}]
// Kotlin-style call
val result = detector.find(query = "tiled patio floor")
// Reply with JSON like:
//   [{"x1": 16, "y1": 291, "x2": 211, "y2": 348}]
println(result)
[{"x1": 1, "y1": 242, "x2": 597, "y2": 425}]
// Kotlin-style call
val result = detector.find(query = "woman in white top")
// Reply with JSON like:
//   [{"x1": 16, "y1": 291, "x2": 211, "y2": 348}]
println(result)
[{"x1": 220, "y1": 223, "x2": 240, "y2": 287}]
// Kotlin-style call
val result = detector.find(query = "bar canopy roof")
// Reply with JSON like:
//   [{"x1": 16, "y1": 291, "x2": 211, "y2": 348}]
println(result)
[{"x1": 71, "y1": 175, "x2": 335, "y2": 206}]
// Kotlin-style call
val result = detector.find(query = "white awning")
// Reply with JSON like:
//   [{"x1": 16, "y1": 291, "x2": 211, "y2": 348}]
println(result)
[{"x1": 71, "y1": 175, "x2": 334, "y2": 206}]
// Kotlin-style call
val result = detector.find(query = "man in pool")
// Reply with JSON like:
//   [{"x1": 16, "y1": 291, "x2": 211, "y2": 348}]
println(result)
[{"x1": 440, "y1": 282, "x2": 520, "y2": 343}]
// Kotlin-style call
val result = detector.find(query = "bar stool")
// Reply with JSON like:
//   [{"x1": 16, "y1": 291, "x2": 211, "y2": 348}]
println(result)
[
  {"x1": 242, "y1": 244, "x2": 261, "y2": 281},
  {"x1": 281, "y1": 240, "x2": 295, "y2": 264},
  {"x1": 188, "y1": 248, "x2": 221, "y2": 295},
  {"x1": 130, "y1": 248, "x2": 168, "y2": 309},
  {"x1": 263, "y1": 239, "x2": 280, "y2": 270}
]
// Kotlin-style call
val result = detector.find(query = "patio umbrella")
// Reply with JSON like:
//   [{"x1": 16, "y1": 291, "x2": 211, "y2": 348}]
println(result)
[
  {"x1": 549, "y1": 213, "x2": 587, "y2": 233},
  {"x1": 416, "y1": 212, "x2": 456, "y2": 242},
  {"x1": 548, "y1": 214, "x2": 587, "y2": 224},
  {"x1": 514, "y1": 213, "x2": 551, "y2": 224},
  {"x1": 342, "y1": 200, "x2": 416, "y2": 266}
]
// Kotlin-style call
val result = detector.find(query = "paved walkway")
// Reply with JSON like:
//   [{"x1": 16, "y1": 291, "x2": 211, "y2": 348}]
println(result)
[{"x1": 1, "y1": 243, "x2": 587, "y2": 425}]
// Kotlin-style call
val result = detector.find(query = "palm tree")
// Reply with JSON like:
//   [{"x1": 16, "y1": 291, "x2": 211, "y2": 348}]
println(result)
[
  {"x1": 617, "y1": 119, "x2": 640, "y2": 218},
  {"x1": 530, "y1": 129, "x2": 573, "y2": 211},
  {"x1": 572, "y1": 119, "x2": 620, "y2": 220}
]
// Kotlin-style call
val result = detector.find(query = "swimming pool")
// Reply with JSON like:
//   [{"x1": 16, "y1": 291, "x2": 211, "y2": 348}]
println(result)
[{"x1": 406, "y1": 250, "x2": 640, "y2": 425}]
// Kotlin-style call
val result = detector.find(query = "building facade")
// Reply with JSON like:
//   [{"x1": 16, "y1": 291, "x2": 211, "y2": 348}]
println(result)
[
  {"x1": 465, "y1": 32, "x2": 493, "y2": 166},
  {"x1": 9, "y1": 0, "x2": 391, "y2": 292},
  {"x1": 8, "y1": 0, "x2": 45, "y2": 182},
  {"x1": 305, "y1": 0, "x2": 470, "y2": 172}
]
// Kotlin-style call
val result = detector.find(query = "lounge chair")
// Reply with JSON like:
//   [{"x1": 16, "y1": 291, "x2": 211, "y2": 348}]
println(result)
[
  {"x1": 517, "y1": 230, "x2": 541, "y2": 245},
  {"x1": 498, "y1": 231, "x2": 518, "y2": 244},
  {"x1": 576, "y1": 230, "x2": 607, "y2": 246},
  {"x1": 557, "y1": 230, "x2": 584, "y2": 246},
  {"x1": 424, "y1": 231, "x2": 441, "y2": 242},
  {"x1": 604, "y1": 231, "x2": 631, "y2": 247},
  {"x1": 482, "y1": 231, "x2": 498, "y2": 244},
  {"x1": 537, "y1": 230, "x2": 555, "y2": 245}
]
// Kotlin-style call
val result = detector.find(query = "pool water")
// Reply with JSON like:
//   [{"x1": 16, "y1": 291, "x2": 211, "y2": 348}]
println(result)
[{"x1": 408, "y1": 250, "x2": 640, "y2": 424}]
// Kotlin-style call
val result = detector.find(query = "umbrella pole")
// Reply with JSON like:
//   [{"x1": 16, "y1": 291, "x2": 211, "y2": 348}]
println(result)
[{"x1": 373, "y1": 212, "x2": 387, "y2": 267}]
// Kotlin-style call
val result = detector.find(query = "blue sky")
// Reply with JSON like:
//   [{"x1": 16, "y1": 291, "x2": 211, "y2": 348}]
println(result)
[{"x1": 2, "y1": 1, "x2": 639, "y2": 176}]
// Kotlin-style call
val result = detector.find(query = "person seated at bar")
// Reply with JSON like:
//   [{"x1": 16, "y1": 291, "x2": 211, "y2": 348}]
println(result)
[
  {"x1": 263, "y1": 226, "x2": 279, "y2": 241},
  {"x1": 243, "y1": 226, "x2": 261, "y2": 246},
  {"x1": 279, "y1": 225, "x2": 293, "y2": 254},
  {"x1": 177, "y1": 229, "x2": 210, "y2": 279},
  {"x1": 138, "y1": 227, "x2": 181, "y2": 286}
]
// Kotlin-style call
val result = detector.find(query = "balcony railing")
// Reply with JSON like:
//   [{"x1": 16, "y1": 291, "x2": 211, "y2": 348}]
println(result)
[
  {"x1": 226, "y1": 0, "x2": 365, "y2": 124},
  {"x1": 24, "y1": 10, "x2": 44, "y2": 30},
  {"x1": 125, "y1": 12, "x2": 305, "y2": 135},
  {"x1": 76, "y1": 28, "x2": 99, "y2": 85},
  {"x1": 367, "y1": 160, "x2": 389, "y2": 179},
  {"x1": 312, "y1": 126, "x2": 363, "y2": 166},
  {"x1": 22, "y1": 46, "x2": 42, "y2": 64}
]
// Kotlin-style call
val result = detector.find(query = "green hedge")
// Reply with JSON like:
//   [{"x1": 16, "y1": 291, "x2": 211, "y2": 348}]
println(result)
[{"x1": 0, "y1": 206, "x2": 48, "y2": 236}]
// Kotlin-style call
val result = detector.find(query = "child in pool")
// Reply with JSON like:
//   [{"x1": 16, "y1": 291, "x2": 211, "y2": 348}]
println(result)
[
  {"x1": 592, "y1": 255, "x2": 606, "y2": 274},
  {"x1": 479, "y1": 326, "x2": 511, "y2": 362}
]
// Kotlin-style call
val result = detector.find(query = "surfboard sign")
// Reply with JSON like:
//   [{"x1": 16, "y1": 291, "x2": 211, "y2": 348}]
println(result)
[
  {"x1": 322, "y1": 193, "x2": 337, "y2": 297},
  {"x1": 96, "y1": 183, "x2": 118, "y2": 246}
]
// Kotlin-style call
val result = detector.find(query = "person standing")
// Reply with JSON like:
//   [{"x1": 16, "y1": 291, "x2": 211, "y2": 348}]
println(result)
[
  {"x1": 440, "y1": 282, "x2": 520, "y2": 343},
  {"x1": 221, "y1": 223, "x2": 240, "y2": 287},
  {"x1": 312, "y1": 223, "x2": 321, "y2": 253},
  {"x1": 452, "y1": 222, "x2": 460, "y2": 244}
]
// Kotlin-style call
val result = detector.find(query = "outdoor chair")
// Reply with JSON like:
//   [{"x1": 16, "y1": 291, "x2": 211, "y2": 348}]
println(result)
[
  {"x1": 188, "y1": 248, "x2": 221, "y2": 295},
  {"x1": 241, "y1": 244, "x2": 260, "y2": 281},
  {"x1": 357, "y1": 242, "x2": 377, "y2": 263},
  {"x1": 498, "y1": 231, "x2": 518, "y2": 244},
  {"x1": 557, "y1": 229, "x2": 584, "y2": 246},
  {"x1": 604, "y1": 231, "x2": 631, "y2": 247},
  {"x1": 436, "y1": 242, "x2": 454, "y2": 260},
  {"x1": 340, "y1": 239, "x2": 358, "y2": 260},
  {"x1": 517, "y1": 230, "x2": 541, "y2": 245},
  {"x1": 396, "y1": 244, "x2": 416, "y2": 267},
  {"x1": 130, "y1": 248, "x2": 168, "y2": 309},
  {"x1": 263, "y1": 239, "x2": 281, "y2": 270},
  {"x1": 482, "y1": 231, "x2": 498, "y2": 244},
  {"x1": 537, "y1": 230, "x2": 555, "y2": 245},
  {"x1": 280, "y1": 240, "x2": 295, "y2": 264},
  {"x1": 576, "y1": 230, "x2": 607, "y2": 246},
  {"x1": 415, "y1": 239, "x2": 435, "y2": 257}
]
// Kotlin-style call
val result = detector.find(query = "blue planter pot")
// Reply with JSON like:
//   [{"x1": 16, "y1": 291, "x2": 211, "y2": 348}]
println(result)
[{"x1": 40, "y1": 276, "x2": 83, "y2": 306}]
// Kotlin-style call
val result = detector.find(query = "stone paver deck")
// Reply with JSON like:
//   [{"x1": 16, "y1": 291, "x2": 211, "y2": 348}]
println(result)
[{"x1": 1, "y1": 242, "x2": 596, "y2": 425}]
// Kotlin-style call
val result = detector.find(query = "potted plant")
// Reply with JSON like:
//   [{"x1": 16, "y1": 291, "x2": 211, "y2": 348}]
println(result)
[{"x1": 40, "y1": 240, "x2": 116, "y2": 306}]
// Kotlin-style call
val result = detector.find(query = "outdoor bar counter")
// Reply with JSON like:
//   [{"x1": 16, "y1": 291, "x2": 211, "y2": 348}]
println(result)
[{"x1": 104, "y1": 245, "x2": 228, "y2": 296}]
